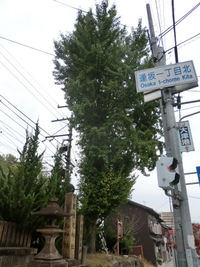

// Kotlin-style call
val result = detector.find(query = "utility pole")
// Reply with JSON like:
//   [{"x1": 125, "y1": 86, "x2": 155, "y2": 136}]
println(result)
[
  {"x1": 54, "y1": 105, "x2": 73, "y2": 173},
  {"x1": 52, "y1": 122, "x2": 72, "y2": 174},
  {"x1": 65, "y1": 124, "x2": 72, "y2": 173},
  {"x1": 146, "y1": 4, "x2": 198, "y2": 267}
]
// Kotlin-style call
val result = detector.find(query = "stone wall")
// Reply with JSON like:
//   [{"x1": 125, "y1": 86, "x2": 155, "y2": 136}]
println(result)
[
  {"x1": 0, "y1": 247, "x2": 37, "y2": 267},
  {"x1": 108, "y1": 257, "x2": 143, "y2": 267}
]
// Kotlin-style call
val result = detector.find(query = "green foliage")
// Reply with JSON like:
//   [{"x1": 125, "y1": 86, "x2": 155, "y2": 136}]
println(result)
[
  {"x1": 120, "y1": 234, "x2": 135, "y2": 255},
  {"x1": 0, "y1": 124, "x2": 74, "y2": 238},
  {"x1": 104, "y1": 213, "x2": 137, "y2": 255},
  {"x1": 53, "y1": 0, "x2": 163, "y2": 252},
  {"x1": 0, "y1": 130, "x2": 74, "y2": 234},
  {"x1": 0, "y1": 154, "x2": 18, "y2": 174},
  {"x1": 103, "y1": 223, "x2": 116, "y2": 252},
  {"x1": 46, "y1": 147, "x2": 74, "y2": 209},
  {"x1": 0, "y1": 123, "x2": 47, "y2": 231},
  {"x1": 79, "y1": 166, "x2": 135, "y2": 220}
]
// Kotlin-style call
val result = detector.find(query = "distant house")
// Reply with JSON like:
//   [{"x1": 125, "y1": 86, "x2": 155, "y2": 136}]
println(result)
[{"x1": 106, "y1": 200, "x2": 172, "y2": 266}]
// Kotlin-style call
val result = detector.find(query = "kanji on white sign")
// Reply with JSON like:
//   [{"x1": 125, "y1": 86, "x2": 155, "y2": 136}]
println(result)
[
  {"x1": 135, "y1": 60, "x2": 198, "y2": 93},
  {"x1": 178, "y1": 120, "x2": 194, "y2": 152}
]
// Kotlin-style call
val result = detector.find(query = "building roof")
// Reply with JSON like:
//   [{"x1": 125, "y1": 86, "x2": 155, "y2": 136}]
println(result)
[{"x1": 127, "y1": 199, "x2": 164, "y2": 223}]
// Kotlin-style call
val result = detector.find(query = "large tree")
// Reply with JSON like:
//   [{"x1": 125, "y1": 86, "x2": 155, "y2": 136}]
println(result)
[{"x1": 53, "y1": 0, "x2": 163, "y2": 252}]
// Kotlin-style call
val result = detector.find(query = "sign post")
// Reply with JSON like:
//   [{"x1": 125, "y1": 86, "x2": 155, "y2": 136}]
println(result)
[{"x1": 196, "y1": 166, "x2": 200, "y2": 185}]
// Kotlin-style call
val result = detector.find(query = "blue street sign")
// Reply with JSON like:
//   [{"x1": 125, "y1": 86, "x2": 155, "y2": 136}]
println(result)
[
  {"x1": 196, "y1": 166, "x2": 200, "y2": 184},
  {"x1": 135, "y1": 60, "x2": 198, "y2": 93}
]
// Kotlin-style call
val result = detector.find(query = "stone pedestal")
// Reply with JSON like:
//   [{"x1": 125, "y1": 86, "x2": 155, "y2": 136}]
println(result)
[
  {"x1": 28, "y1": 198, "x2": 71, "y2": 267},
  {"x1": 28, "y1": 259, "x2": 67, "y2": 267},
  {"x1": 28, "y1": 228, "x2": 68, "y2": 267}
]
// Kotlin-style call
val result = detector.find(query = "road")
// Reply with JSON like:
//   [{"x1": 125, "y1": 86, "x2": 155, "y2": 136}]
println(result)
[
  {"x1": 163, "y1": 260, "x2": 174, "y2": 267},
  {"x1": 163, "y1": 259, "x2": 200, "y2": 267}
]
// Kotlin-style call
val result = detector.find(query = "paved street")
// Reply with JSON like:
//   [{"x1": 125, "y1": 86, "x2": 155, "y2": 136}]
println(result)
[
  {"x1": 163, "y1": 260, "x2": 174, "y2": 267},
  {"x1": 162, "y1": 258, "x2": 200, "y2": 267}
]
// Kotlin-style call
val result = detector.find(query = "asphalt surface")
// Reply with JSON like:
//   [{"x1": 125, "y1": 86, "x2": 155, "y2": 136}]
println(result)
[{"x1": 162, "y1": 260, "x2": 174, "y2": 267}]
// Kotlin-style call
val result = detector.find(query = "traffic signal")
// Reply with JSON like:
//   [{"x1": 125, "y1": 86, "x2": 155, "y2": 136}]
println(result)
[
  {"x1": 156, "y1": 157, "x2": 180, "y2": 190},
  {"x1": 60, "y1": 169, "x2": 65, "y2": 180}
]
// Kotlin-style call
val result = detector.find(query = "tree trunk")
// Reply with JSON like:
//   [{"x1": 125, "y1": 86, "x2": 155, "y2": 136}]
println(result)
[{"x1": 87, "y1": 222, "x2": 97, "y2": 253}]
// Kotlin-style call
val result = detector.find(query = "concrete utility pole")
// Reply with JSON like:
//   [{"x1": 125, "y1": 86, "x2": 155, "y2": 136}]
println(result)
[{"x1": 146, "y1": 4, "x2": 198, "y2": 267}]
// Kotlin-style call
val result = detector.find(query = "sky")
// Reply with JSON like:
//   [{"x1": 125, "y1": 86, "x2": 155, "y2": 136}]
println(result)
[{"x1": 0, "y1": 0, "x2": 200, "y2": 222}]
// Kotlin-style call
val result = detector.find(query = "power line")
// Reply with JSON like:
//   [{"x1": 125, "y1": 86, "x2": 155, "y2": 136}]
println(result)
[
  {"x1": 165, "y1": 32, "x2": 200, "y2": 54},
  {"x1": 53, "y1": 0, "x2": 132, "y2": 29},
  {"x1": 0, "y1": 96, "x2": 50, "y2": 137},
  {"x1": 53, "y1": 0, "x2": 90, "y2": 14},
  {"x1": 0, "y1": 98, "x2": 60, "y2": 156},
  {"x1": 0, "y1": 120, "x2": 25, "y2": 140},
  {"x1": 158, "y1": 2, "x2": 200, "y2": 39},
  {"x1": 0, "y1": 126, "x2": 24, "y2": 146},
  {"x1": 154, "y1": 0, "x2": 164, "y2": 47},
  {"x1": 0, "y1": 36, "x2": 54, "y2": 56},
  {"x1": 0, "y1": 43, "x2": 66, "y2": 119},
  {"x1": 0, "y1": 56, "x2": 63, "y2": 120},
  {"x1": 188, "y1": 195, "x2": 200, "y2": 200},
  {"x1": 0, "y1": 142, "x2": 19, "y2": 155},
  {"x1": 176, "y1": 33, "x2": 200, "y2": 49},
  {"x1": 0, "y1": 130, "x2": 22, "y2": 148},
  {"x1": 0, "y1": 25, "x2": 198, "y2": 85}
]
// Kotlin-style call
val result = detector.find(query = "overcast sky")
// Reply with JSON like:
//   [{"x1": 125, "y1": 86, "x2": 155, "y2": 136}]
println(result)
[{"x1": 0, "y1": 0, "x2": 200, "y2": 222}]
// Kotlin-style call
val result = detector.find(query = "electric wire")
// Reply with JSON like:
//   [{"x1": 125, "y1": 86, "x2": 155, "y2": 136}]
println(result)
[
  {"x1": 154, "y1": 0, "x2": 164, "y2": 47},
  {"x1": 0, "y1": 127, "x2": 24, "y2": 146},
  {"x1": 0, "y1": 122, "x2": 59, "y2": 162},
  {"x1": 0, "y1": 101, "x2": 58, "y2": 157},
  {"x1": 0, "y1": 46, "x2": 70, "y2": 152},
  {"x1": 156, "y1": 201, "x2": 169, "y2": 211},
  {"x1": 51, "y1": 122, "x2": 69, "y2": 136},
  {"x1": 165, "y1": 33, "x2": 200, "y2": 54},
  {"x1": 0, "y1": 51, "x2": 73, "y2": 164},
  {"x1": 0, "y1": 120, "x2": 25, "y2": 141},
  {"x1": 0, "y1": 107, "x2": 27, "y2": 133},
  {"x1": 0, "y1": 99, "x2": 47, "y2": 138},
  {"x1": 188, "y1": 196, "x2": 200, "y2": 200},
  {"x1": 0, "y1": 29, "x2": 199, "y2": 84},
  {"x1": 158, "y1": 2, "x2": 200, "y2": 39},
  {"x1": 0, "y1": 105, "x2": 72, "y2": 166},
  {"x1": 174, "y1": 104, "x2": 200, "y2": 112},
  {"x1": 53, "y1": 0, "x2": 133, "y2": 29},
  {"x1": 176, "y1": 33, "x2": 200, "y2": 49},
  {"x1": 53, "y1": 0, "x2": 90, "y2": 14},
  {"x1": 0, "y1": 43, "x2": 66, "y2": 119},
  {"x1": 0, "y1": 95, "x2": 62, "y2": 139},
  {"x1": 0, "y1": 55, "x2": 62, "y2": 120},
  {"x1": 0, "y1": 131, "x2": 21, "y2": 148},
  {"x1": 0, "y1": 36, "x2": 54, "y2": 56},
  {"x1": 0, "y1": 1, "x2": 199, "y2": 171},
  {"x1": 0, "y1": 142, "x2": 18, "y2": 155}
]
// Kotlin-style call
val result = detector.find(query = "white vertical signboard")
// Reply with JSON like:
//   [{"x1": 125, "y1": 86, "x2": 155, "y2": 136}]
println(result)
[{"x1": 178, "y1": 120, "x2": 194, "y2": 152}]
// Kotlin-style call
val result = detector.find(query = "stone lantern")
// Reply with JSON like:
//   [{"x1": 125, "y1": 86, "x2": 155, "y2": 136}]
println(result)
[{"x1": 28, "y1": 197, "x2": 71, "y2": 267}]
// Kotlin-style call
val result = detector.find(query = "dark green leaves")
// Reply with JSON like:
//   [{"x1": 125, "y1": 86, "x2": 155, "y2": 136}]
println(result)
[{"x1": 53, "y1": 0, "x2": 163, "y2": 251}]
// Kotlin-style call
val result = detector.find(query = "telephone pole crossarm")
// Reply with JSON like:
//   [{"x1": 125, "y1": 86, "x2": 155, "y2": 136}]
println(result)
[{"x1": 45, "y1": 134, "x2": 70, "y2": 139}]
